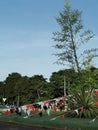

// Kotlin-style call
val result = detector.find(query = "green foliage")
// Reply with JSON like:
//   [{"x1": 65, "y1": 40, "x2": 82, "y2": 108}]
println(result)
[
  {"x1": 0, "y1": 66, "x2": 98, "y2": 107},
  {"x1": 65, "y1": 88, "x2": 98, "y2": 118},
  {"x1": 0, "y1": 73, "x2": 48, "y2": 105},
  {"x1": 0, "y1": 81, "x2": 5, "y2": 100},
  {"x1": 4, "y1": 73, "x2": 22, "y2": 104}
]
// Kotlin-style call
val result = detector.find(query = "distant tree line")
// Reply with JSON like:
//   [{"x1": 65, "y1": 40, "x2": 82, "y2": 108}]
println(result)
[{"x1": 0, "y1": 66, "x2": 98, "y2": 105}]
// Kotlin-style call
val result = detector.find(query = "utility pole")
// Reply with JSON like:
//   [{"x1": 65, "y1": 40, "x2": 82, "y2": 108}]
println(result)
[
  {"x1": 17, "y1": 93, "x2": 20, "y2": 107},
  {"x1": 64, "y1": 76, "x2": 66, "y2": 97}
]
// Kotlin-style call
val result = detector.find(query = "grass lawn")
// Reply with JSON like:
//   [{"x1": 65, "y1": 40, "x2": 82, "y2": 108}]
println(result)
[{"x1": 0, "y1": 111, "x2": 98, "y2": 130}]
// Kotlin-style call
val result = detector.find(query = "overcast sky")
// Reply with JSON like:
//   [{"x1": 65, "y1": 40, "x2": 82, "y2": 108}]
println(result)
[{"x1": 0, "y1": 0, "x2": 98, "y2": 81}]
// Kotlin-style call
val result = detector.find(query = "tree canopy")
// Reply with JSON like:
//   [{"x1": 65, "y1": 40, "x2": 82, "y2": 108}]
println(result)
[{"x1": 53, "y1": 0, "x2": 98, "y2": 73}]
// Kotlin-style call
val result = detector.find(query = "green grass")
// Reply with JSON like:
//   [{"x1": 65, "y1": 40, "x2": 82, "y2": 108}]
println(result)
[{"x1": 0, "y1": 111, "x2": 98, "y2": 130}]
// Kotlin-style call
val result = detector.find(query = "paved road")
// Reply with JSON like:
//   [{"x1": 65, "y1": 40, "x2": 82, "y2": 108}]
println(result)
[
  {"x1": 0, "y1": 122, "x2": 35, "y2": 130},
  {"x1": 0, "y1": 121, "x2": 65, "y2": 130},
  {"x1": 0, "y1": 122, "x2": 33, "y2": 130}
]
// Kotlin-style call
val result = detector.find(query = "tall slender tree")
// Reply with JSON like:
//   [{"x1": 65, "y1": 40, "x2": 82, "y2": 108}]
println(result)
[{"x1": 53, "y1": 0, "x2": 98, "y2": 73}]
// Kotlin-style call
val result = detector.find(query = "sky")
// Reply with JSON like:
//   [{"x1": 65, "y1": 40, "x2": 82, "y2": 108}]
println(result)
[{"x1": 0, "y1": 0, "x2": 98, "y2": 81}]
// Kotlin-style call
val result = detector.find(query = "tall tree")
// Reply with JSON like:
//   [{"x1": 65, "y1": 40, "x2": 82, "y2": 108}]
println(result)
[
  {"x1": 4, "y1": 72, "x2": 22, "y2": 104},
  {"x1": 0, "y1": 81, "x2": 5, "y2": 101},
  {"x1": 53, "y1": 0, "x2": 98, "y2": 73},
  {"x1": 29, "y1": 75, "x2": 47, "y2": 102}
]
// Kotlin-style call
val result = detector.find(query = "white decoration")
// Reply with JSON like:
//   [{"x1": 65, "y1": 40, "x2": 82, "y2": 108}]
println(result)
[
  {"x1": 74, "y1": 109, "x2": 79, "y2": 115},
  {"x1": 27, "y1": 109, "x2": 31, "y2": 116},
  {"x1": 47, "y1": 108, "x2": 50, "y2": 116}
]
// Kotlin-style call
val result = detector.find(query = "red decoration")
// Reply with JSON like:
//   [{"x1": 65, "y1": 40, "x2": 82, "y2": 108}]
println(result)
[
  {"x1": 26, "y1": 104, "x2": 33, "y2": 110},
  {"x1": 2, "y1": 110, "x2": 6, "y2": 114},
  {"x1": 31, "y1": 106, "x2": 35, "y2": 111},
  {"x1": 61, "y1": 114, "x2": 65, "y2": 120},
  {"x1": 58, "y1": 102, "x2": 62, "y2": 106},
  {"x1": 95, "y1": 102, "x2": 98, "y2": 106},
  {"x1": 80, "y1": 107, "x2": 84, "y2": 112},
  {"x1": 94, "y1": 90, "x2": 98, "y2": 95},
  {"x1": 54, "y1": 106, "x2": 57, "y2": 112},
  {"x1": 44, "y1": 101, "x2": 49, "y2": 105},
  {"x1": 61, "y1": 97, "x2": 66, "y2": 101},
  {"x1": 8, "y1": 111, "x2": 12, "y2": 116},
  {"x1": 35, "y1": 107, "x2": 39, "y2": 112},
  {"x1": 10, "y1": 107, "x2": 16, "y2": 112}
]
